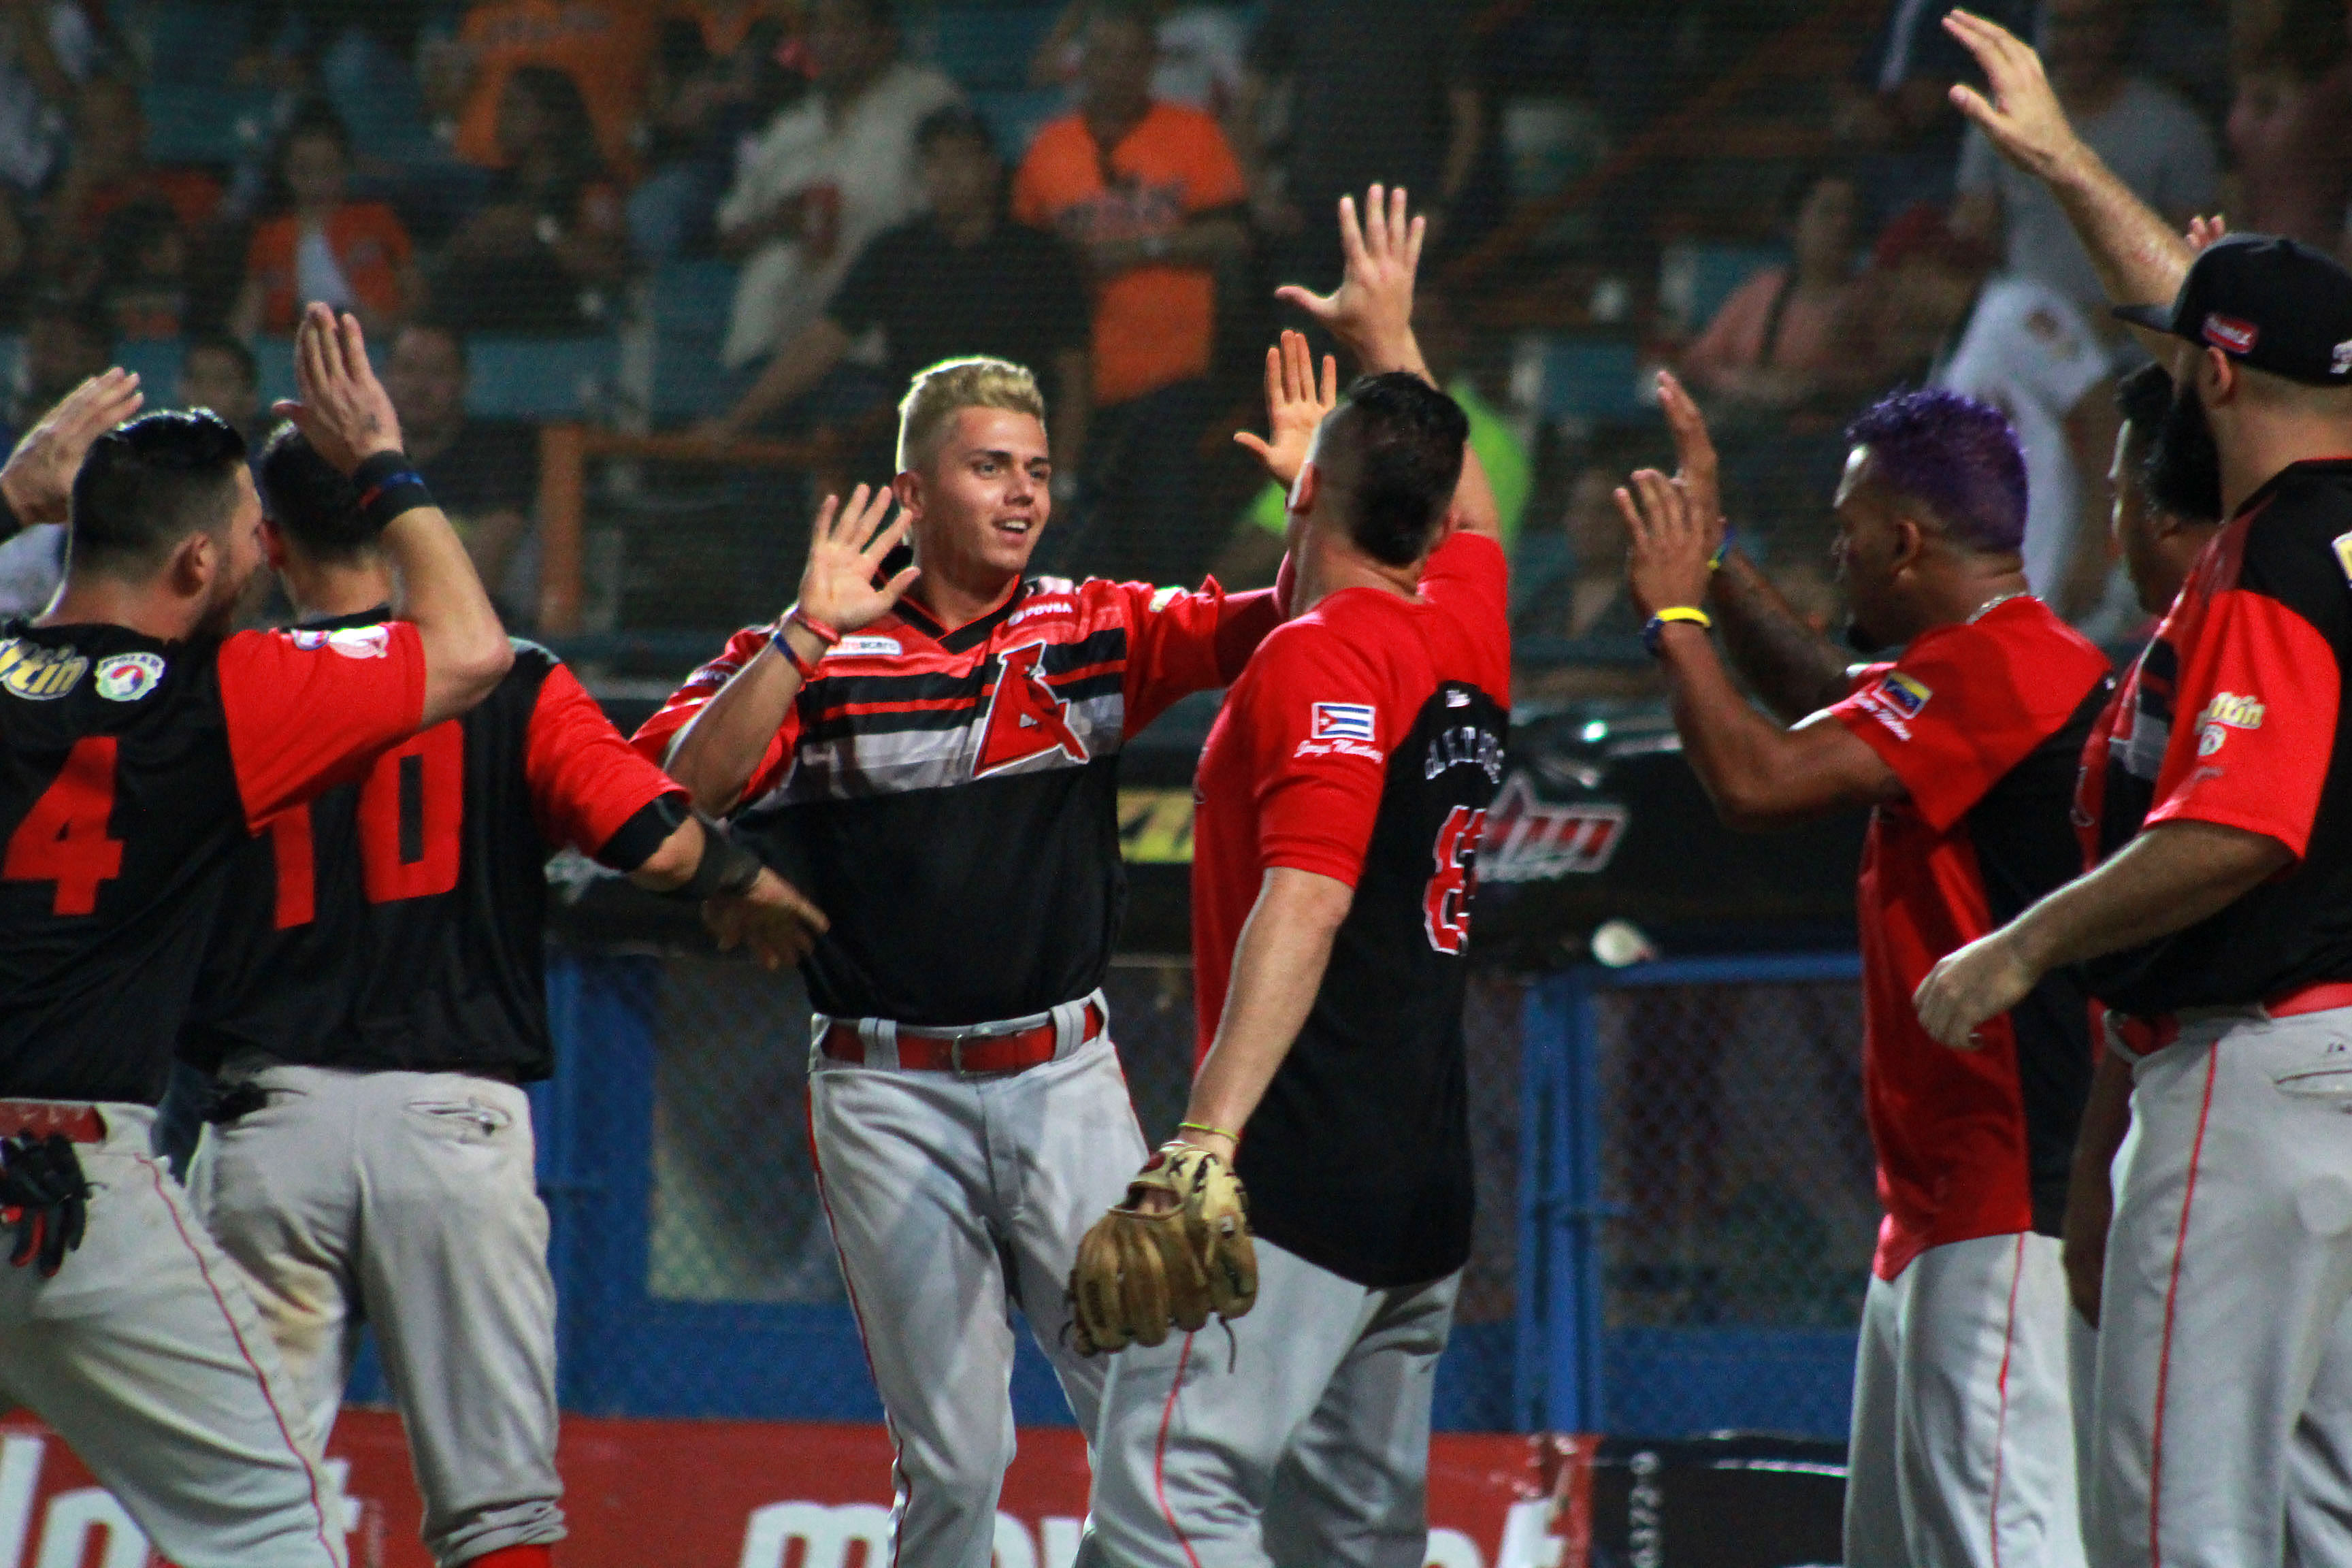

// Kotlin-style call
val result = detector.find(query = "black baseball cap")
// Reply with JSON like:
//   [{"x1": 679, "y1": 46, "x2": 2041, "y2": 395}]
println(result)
[{"x1": 2114, "y1": 233, "x2": 2352, "y2": 387}]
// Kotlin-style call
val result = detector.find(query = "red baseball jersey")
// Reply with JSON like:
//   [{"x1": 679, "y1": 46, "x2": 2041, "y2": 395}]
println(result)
[
  {"x1": 634, "y1": 575, "x2": 1279, "y2": 1026},
  {"x1": 1190, "y1": 531, "x2": 1510, "y2": 1288},
  {"x1": 0, "y1": 617, "x2": 427, "y2": 1104},
  {"x1": 1829, "y1": 595, "x2": 2113, "y2": 1279},
  {"x1": 187, "y1": 617, "x2": 683, "y2": 1083},
  {"x1": 2077, "y1": 459, "x2": 2352, "y2": 1016}
]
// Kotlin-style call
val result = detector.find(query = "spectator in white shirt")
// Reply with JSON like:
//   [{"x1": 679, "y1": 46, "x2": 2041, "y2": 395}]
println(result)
[
  {"x1": 1953, "y1": 0, "x2": 2218, "y2": 318},
  {"x1": 0, "y1": 1, "x2": 90, "y2": 196},
  {"x1": 715, "y1": 0, "x2": 961, "y2": 370}
]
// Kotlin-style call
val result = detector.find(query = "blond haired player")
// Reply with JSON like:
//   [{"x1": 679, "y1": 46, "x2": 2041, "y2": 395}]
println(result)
[{"x1": 633, "y1": 344, "x2": 1324, "y2": 1564}]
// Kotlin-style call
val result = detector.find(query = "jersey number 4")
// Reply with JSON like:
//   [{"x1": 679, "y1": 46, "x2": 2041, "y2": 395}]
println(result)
[
  {"x1": 271, "y1": 723, "x2": 464, "y2": 926},
  {"x1": 1422, "y1": 804, "x2": 1487, "y2": 956},
  {"x1": 5, "y1": 736, "x2": 126, "y2": 915}
]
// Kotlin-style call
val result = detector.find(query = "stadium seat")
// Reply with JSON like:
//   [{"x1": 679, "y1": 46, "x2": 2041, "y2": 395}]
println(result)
[
  {"x1": 142, "y1": 83, "x2": 279, "y2": 168},
  {"x1": 1658, "y1": 241, "x2": 1790, "y2": 339},
  {"x1": 910, "y1": 5, "x2": 1063, "y2": 91},
  {"x1": 245, "y1": 335, "x2": 619, "y2": 423},
  {"x1": 1517, "y1": 335, "x2": 1651, "y2": 426},
  {"x1": 647, "y1": 261, "x2": 741, "y2": 423}
]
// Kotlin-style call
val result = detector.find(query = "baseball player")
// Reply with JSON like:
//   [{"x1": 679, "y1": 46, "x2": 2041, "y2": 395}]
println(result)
[
  {"x1": 1616, "y1": 370, "x2": 2113, "y2": 1567},
  {"x1": 0, "y1": 306, "x2": 510, "y2": 1567},
  {"x1": 176, "y1": 424, "x2": 823, "y2": 1568},
  {"x1": 1918, "y1": 13, "x2": 2352, "y2": 1562},
  {"x1": 1069, "y1": 186, "x2": 1508, "y2": 1568},
  {"x1": 629, "y1": 325, "x2": 1337, "y2": 1556}
]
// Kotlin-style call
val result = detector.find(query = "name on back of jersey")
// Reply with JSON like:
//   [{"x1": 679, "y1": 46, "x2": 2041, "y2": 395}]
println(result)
[
  {"x1": 1424, "y1": 722, "x2": 1505, "y2": 783},
  {"x1": 0, "y1": 637, "x2": 87, "y2": 700}
]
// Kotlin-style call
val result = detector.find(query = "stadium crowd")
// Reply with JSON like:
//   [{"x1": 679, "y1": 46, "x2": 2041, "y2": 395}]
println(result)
[{"x1": 0, "y1": 0, "x2": 2333, "y2": 686}]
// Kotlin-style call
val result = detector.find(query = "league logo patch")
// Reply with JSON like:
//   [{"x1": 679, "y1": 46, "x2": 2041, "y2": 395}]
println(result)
[
  {"x1": 93, "y1": 651, "x2": 163, "y2": 701},
  {"x1": 2202, "y1": 313, "x2": 2259, "y2": 354},
  {"x1": 0, "y1": 638, "x2": 87, "y2": 700},
  {"x1": 326, "y1": 625, "x2": 391, "y2": 660},
  {"x1": 2198, "y1": 691, "x2": 2264, "y2": 755},
  {"x1": 1310, "y1": 702, "x2": 1377, "y2": 745}
]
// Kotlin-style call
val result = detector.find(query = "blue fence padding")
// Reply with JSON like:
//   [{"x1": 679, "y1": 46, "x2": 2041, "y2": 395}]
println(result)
[
  {"x1": 1603, "y1": 1328, "x2": 1857, "y2": 1441},
  {"x1": 239, "y1": 334, "x2": 617, "y2": 421},
  {"x1": 1530, "y1": 336, "x2": 1650, "y2": 425}
]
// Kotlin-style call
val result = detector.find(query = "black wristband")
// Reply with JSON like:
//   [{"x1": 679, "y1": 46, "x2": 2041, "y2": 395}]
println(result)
[
  {"x1": 351, "y1": 451, "x2": 433, "y2": 534},
  {"x1": 668, "y1": 811, "x2": 764, "y2": 902}
]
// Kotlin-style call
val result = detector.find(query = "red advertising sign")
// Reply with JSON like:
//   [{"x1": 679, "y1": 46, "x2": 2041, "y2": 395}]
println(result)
[{"x1": 0, "y1": 1414, "x2": 1596, "y2": 1568}]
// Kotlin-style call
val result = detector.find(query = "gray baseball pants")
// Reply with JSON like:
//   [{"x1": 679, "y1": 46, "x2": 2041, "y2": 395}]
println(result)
[
  {"x1": 806, "y1": 999, "x2": 1146, "y2": 1568},
  {"x1": 1075, "y1": 1237, "x2": 1460, "y2": 1568},
  {"x1": 189, "y1": 1063, "x2": 564, "y2": 1568},
  {"x1": 0, "y1": 1100, "x2": 346, "y2": 1568}
]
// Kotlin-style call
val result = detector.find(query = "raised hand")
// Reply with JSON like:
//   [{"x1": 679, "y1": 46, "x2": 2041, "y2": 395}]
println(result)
[
  {"x1": 796, "y1": 483, "x2": 918, "y2": 633},
  {"x1": 0, "y1": 368, "x2": 143, "y2": 525},
  {"x1": 1275, "y1": 183, "x2": 1426, "y2": 372},
  {"x1": 1614, "y1": 466, "x2": 1714, "y2": 621},
  {"x1": 1234, "y1": 329, "x2": 1338, "y2": 487},
  {"x1": 705, "y1": 867, "x2": 830, "y2": 972},
  {"x1": 1654, "y1": 370, "x2": 1727, "y2": 561},
  {"x1": 272, "y1": 304, "x2": 403, "y2": 475},
  {"x1": 1942, "y1": 9, "x2": 2084, "y2": 181}
]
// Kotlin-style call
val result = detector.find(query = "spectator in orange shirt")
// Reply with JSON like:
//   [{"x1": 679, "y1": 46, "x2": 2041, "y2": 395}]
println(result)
[
  {"x1": 430, "y1": 65, "x2": 630, "y2": 333},
  {"x1": 423, "y1": 0, "x2": 658, "y2": 179},
  {"x1": 1013, "y1": 0, "x2": 1246, "y2": 585},
  {"x1": 233, "y1": 103, "x2": 417, "y2": 338}
]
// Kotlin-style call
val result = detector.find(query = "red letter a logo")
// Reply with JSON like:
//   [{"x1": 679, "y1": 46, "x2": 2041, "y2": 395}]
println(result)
[{"x1": 975, "y1": 640, "x2": 1092, "y2": 777}]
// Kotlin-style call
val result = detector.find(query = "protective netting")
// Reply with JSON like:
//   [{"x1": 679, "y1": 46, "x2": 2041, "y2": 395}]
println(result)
[{"x1": 1589, "y1": 974, "x2": 1876, "y2": 1437}]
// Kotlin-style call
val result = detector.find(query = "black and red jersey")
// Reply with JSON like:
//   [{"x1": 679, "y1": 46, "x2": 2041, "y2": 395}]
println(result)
[
  {"x1": 1190, "y1": 532, "x2": 1511, "y2": 1289},
  {"x1": 186, "y1": 611, "x2": 683, "y2": 1082},
  {"x1": 0, "y1": 616, "x2": 427, "y2": 1105},
  {"x1": 633, "y1": 576, "x2": 1279, "y2": 1026},
  {"x1": 2077, "y1": 459, "x2": 2352, "y2": 1016},
  {"x1": 1827, "y1": 596, "x2": 2112, "y2": 1279}
]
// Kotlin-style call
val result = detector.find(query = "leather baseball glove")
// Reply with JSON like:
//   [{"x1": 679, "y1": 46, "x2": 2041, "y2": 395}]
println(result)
[
  {"x1": 1068, "y1": 1142, "x2": 1256, "y2": 1354},
  {"x1": 1, "y1": 1133, "x2": 90, "y2": 1277}
]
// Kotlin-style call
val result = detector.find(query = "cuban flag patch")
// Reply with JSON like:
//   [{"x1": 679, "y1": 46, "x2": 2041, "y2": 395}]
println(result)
[{"x1": 1311, "y1": 702, "x2": 1377, "y2": 744}]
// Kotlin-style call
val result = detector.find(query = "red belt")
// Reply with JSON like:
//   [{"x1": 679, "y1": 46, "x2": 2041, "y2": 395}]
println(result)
[
  {"x1": 0, "y1": 1100, "x2": 106, "y2": 1143},
  {"x1": 820, "y1": 1002, "x2": 1105, "y2": 1075},
  {"x1": 2112, "y1": 980, "x2": 2352, "y2": 1058}
]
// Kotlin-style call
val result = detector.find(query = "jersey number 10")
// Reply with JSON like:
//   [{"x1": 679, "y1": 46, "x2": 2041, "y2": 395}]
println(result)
[{"x1": 272, "y1": 723, "x2": 466, "y2": 926}]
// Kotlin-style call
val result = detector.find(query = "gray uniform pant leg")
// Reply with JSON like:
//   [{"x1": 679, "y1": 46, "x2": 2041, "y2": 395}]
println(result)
[
  {"x1": 808, "y1": 1030, "x2": 1145, "y2": 1568},
  {"x1": 191, "y1": 1066, "x2": 564, "y2": 1568},
  {"x1": 2095, "y1": 1014, "x2": 2352, "y2": 1568},
  {"x1": 0, "y1": 1103, "x2": 346, "y2": 1568},
  {"x1": 1078, "y1": 1238, "x2": 1460, "y2": 1568}
]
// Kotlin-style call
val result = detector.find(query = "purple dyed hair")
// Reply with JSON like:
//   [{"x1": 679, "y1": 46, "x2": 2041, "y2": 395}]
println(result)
[{"x1": 1843, "y1": 388, "x2": 2028, "y2": 555}]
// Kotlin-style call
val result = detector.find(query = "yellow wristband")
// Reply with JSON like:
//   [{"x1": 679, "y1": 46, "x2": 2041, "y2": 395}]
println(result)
[
  {"x1": 1656, "y1": 606, "x2": 1711, "y2": 628},
  {"x1": 1177, "y1": 1121, "x2": 1241, "y2": 1144}
]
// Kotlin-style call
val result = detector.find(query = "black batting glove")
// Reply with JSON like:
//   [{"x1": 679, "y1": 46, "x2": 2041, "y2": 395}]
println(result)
[{"x1": 1, "y1": 1133, "x2": 91, "y2": 1277}]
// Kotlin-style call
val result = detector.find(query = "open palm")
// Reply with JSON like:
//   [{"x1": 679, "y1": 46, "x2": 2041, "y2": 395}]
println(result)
[
  {"x1": 1234, "y1": 329, "x2": 1337, "y2": 487},
  {"x1": 796, "y1": 484, "x2": 918, "y2": 632}
]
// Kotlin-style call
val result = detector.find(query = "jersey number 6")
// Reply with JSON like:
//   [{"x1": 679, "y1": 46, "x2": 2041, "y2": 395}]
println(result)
[{"x1": 1422, "y1": 804, "x2": 1487, "y2": 956}]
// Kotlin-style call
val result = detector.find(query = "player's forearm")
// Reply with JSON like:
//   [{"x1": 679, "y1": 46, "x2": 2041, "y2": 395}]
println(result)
[
  {"x1": 2040, "y1": 142, "x2": 2192, "y2": 321},
  {"x1": 1654, "y1": 624, "x2": 1837, "y2": 830},
  {"x1": 1709, "y1": 551, "x2": 1852, "y2": 722},
  {"x1": 380, "y1": 502, "x2": 513, "y2": 726},
  {"x1": 1182, "y1": 868, "x2": 1354, "y2": 1152},
  {"x1": 2007, "y1": 820, "x2": 2294, "y2": 976},
  {"x1": 664, "y1": 641, "x2": 806, "y2": 814}
]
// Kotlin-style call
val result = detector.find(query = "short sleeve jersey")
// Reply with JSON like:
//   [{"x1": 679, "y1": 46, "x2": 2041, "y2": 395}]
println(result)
[
  {"x1": 1827, "y1": 596, "x2": 2114, "y2": 1279},
  {"x1": 1012, "y1": 103, "x2": 1247, "y2": 405},
  {"x1": 1192, "y1": 532, "x2": 1511, "y2": 1288},
  {"x1": 186, "y1": 621, "x2": 681, "y2": 1082},
  {"x1": 633, "y1": 576, "x2": 1279, "y2": 1026},
  {"x1": 0, "y1": 618, "x2": 427, "y2": 1103},
  {"x1": 2076, "y1": 460, "x2": 2352, "y2": 1016}
]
